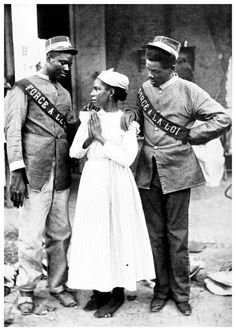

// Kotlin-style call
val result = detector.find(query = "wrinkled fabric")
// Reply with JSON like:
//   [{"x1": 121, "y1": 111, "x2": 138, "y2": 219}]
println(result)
[
  {"x1": 5, "y1": 74, "x2": 73, "y2": 191},
  {"x1": 68, "y1": 110, "x2": 155, "y2": 291},
  {"x1": 140, "y1": 160, "x2": 191, "y2": 302},
  {"x1": 192, "y1": 138, "x2": 225, "y2": 187},
  {"x1": 132, "y1": 77, "x2": 231, "y2": 193},
  {"x1": 17, "y1": 165, "x2": 71, "y2": 293}
]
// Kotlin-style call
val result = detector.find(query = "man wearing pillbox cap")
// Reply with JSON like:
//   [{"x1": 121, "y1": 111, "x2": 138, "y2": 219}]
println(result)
[
  {"x1": 121, "y1": 35, "x2": 231, "y2": 316},
  {"x1": 45, "y1": 35, "x2": 78, "y2": 55},
  {"x1": 147, "y1": 35, "x2": 181, "y2": 60},
  {"x1": 5, "y1": 36, "x2": 79, "y2": 314}
]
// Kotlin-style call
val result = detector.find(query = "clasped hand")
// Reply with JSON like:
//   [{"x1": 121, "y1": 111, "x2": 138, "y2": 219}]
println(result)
[{"x1": 88, "y1": 112, "x2": 103, "y2": 140}]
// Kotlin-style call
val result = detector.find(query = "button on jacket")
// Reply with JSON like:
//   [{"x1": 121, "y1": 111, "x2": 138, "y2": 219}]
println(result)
[
  {"x1": 5, "y1": 73, "x2": 74, "y2": 191},
  {"x1": 132, "y1": 76, "x2": 231, "y2": 194}
]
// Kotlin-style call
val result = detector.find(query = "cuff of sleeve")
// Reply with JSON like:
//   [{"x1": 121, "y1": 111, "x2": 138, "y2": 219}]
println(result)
[{"x1": 10, "y1": 160, "x2": 25, "y2": 172}]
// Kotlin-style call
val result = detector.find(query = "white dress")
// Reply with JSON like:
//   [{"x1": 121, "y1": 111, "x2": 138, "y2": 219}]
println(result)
[{"x1": 68, "y1": 109, "x2": 155, "y2": 292}]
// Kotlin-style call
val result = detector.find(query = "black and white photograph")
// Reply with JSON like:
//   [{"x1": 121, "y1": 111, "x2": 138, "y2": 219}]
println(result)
[{"x1": 3, "y1": 0, "x2": 233, "y2": 327}]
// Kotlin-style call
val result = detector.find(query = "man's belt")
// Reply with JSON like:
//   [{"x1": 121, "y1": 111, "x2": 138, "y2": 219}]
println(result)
[
  {"x1": 137, "y1": 86, "x2": 189, "y2": 141},
  {"x1": 15, "y1": 78, "x2": 67, "y2": 130}
]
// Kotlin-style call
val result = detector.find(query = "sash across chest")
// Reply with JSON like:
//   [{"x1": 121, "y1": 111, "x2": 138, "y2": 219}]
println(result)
[
  {"x1": 138, "y1": 87, "x2": 189, "y2": 141},
  {"x1": 15, "y1": 79, "x2": 67, "y2": 130}
]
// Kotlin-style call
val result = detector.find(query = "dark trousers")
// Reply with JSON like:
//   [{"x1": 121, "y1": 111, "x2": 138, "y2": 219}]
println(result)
[{"x1": 139, "y1": 160, "x2": 191, "y2": 303}]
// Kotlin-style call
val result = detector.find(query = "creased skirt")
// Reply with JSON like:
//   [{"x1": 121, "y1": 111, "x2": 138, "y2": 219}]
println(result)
[{"x1": 68, "y1": 158, "x2": 155, "y2": 292}]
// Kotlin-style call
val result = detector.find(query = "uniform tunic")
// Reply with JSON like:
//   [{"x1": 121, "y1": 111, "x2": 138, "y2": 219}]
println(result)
[
  {"x1": 134, "y1": 75, "x2": 231, "y2": 193},
  {"x1": 5, "y1": 73, "x2": 74, "y2": 191}
]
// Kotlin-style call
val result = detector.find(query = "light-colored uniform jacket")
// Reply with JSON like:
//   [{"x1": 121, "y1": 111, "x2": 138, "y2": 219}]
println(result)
[
  {"x1": 132, "y1": 75, "x2": 231, "y2": 194},
  {"x1": 5, "y1": 73, "x2": 74, "y2": 191}
]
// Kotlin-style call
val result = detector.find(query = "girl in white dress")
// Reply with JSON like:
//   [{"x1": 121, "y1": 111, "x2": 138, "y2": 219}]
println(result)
[{"x1": 68, "y1": 69, "x2": 155, "y2": 318}]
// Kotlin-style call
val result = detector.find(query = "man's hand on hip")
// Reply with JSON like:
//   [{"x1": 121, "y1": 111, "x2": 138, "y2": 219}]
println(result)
[
  {"x1": 120, "y1": 110, "x2": 136, "y2": 131},
  {"x1": 10, "y1": 169, "x2": 29, "y2": 208}
]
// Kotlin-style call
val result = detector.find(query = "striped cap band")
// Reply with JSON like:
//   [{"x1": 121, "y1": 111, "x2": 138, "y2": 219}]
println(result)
[
  {"x1": 147, "y1": 36, "x2": 181, "y2": 59},
  {"x1": 45, "y1": 36, "x2": 78, "y2": 54}
]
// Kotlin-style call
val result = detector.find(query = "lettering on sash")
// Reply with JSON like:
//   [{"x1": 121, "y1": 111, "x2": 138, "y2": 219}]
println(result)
[
  {"x1": 156, "y1": 118, "x2": 162, "y2": 125},
  {"x1": 137, "y1": 87, "x2": 189, "y2": 141},
  {"x1": 15, "y1": 79, "x2": 67, "y2": 130},
  {"x1": 38, "y1": 97, "x2": 45, "y2": 104}
]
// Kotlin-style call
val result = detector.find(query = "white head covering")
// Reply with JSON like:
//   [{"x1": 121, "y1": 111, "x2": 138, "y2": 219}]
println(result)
[{"x1": 97, "y1": 68, "x2": 129, "y2": 91}]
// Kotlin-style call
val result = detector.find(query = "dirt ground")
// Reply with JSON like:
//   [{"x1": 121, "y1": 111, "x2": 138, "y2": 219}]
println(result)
[{"x1": 4, "y1": 174, "x2": 232, "y2": 327}]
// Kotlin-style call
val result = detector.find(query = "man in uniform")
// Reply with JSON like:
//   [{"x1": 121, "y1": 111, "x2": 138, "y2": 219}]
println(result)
[
  {"x1": 121, "y1": 35, "x2": 231, "y2": 316},
  {"x1": 5, "y1": 36, "x2": 79, "y2": 315}
]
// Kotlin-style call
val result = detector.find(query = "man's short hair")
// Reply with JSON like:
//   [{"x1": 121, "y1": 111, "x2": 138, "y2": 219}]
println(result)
[{"x1": 145, "y1": 46, "x2": 176, "y2": 69}]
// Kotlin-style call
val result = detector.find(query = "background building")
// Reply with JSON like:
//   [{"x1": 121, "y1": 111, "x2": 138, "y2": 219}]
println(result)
[
  {"x1": 4, "y1": 4, "x2": 232, "y2": 118},
  {"x1": 4, "y1": 3, "x2": 232, "y2": 175}
]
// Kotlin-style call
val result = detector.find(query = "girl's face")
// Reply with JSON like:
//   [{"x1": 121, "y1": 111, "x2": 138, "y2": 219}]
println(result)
[{"x1": 90, "y1": 79, "x2": 111, "y2": 108}]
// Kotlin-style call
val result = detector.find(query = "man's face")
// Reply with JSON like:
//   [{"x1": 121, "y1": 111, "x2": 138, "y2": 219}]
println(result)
[
  {"x1": 46, "y1": 52, "x2": 73, "y2": 81},
  {"x1": 146, "y1": 59, "x2": 172, "y2": 87}
]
